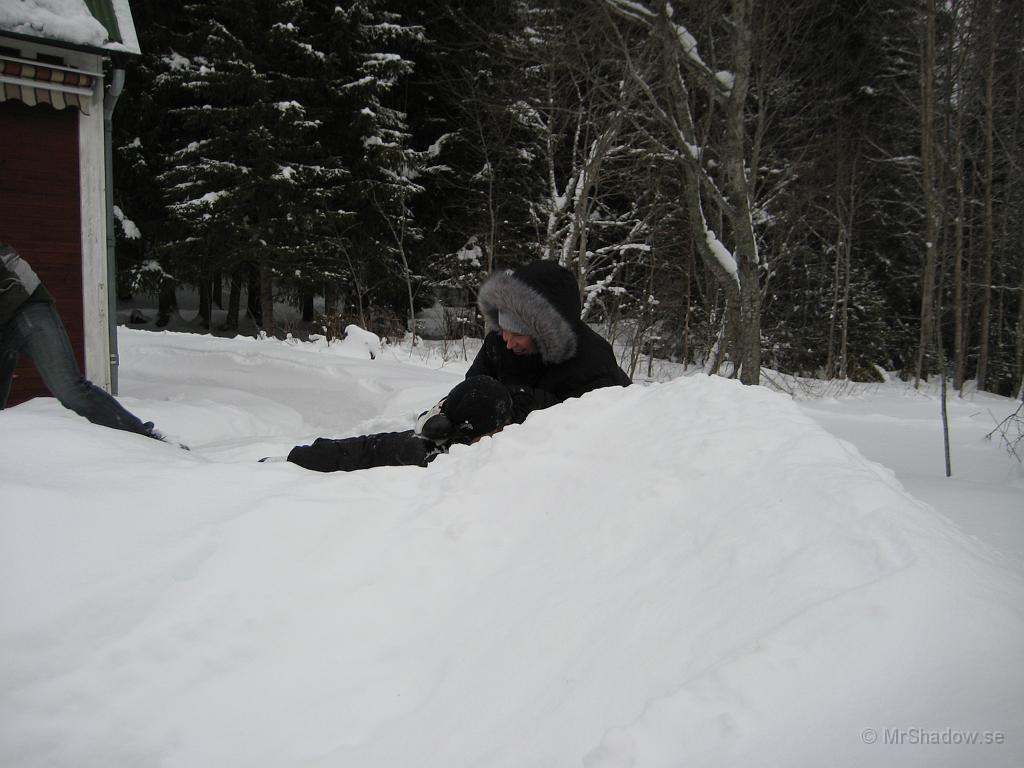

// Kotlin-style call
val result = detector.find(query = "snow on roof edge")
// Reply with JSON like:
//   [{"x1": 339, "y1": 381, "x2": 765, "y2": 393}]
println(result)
[
  {"x1": 0, "y1": 0, "x2": 140, "y2": 58},
  {"x1": 111, "y1": 0, "x2": 140, "y2": 56}
]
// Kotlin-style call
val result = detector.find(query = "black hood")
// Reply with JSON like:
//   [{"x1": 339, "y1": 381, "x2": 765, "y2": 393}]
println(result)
[{"x1": 477, "y1": 261, "x2": 582, "y2": 364}]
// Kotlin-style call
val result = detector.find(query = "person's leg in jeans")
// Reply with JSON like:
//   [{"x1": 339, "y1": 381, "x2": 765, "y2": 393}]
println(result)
[
  {"x1": 8, "y1": 301, "x2": 155, "y2": 437},
  {"x1": 0, "y1": 327, "x2": 19, "y2": 409}
]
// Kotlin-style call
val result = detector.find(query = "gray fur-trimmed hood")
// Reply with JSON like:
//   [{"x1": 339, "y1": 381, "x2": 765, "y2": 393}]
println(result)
[{"x1": 477, "y1": 262, "x2": 581, "y2": 364}]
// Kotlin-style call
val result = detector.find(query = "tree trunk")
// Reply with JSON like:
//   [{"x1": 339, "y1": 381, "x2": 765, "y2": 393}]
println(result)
[
  {"x1": 736, "y1": 263, "x2": 761, "y2": 384},
  {"x1": 915, "y1": 0, "x2": 938, "y2": 387},
  {"x1": 259, "y1": 258, "x2": 274, "y2": 335},
  {"x1": 681, "y1": 238, "x2": 695, "y2": 365},
  {"x1": 1016, "y1": 261, "x2": 1024, "y2": 398},
  {"x1": 826, "y1": 241, "x2": 840, "y2": 377},
  {"x1": 212, "y1": 270, "x2": 223, "y2": 309},
  {"x1": 839, "y1": 233, "x2": 851, "y2": 380},
  {"x1": 722, "y1": 0, "x2": 760, "y2": 385},
  {"x1": 645, "y1": 0, "x2": 760, "y2": 384},
  {"x1": 324, "y1": 280, "x2": 338, "y2": 317},
  {"x1": 953, "y1": 93, "x2": 966, "y2": 392},
  {"x1": 156, "y1": 280, "x2": 178, "y2": 328},
  {"x1": 224, "y1": 266, "x2": 242, "y2": 333},
  {"x1": 397, "y1": 236, "x2": 417, "y2": 345},
  {"x1": 574, "y1": 95, "x2": 629, "y2": 303},
  {"x1": 197, "y1": 276, "x2": 211, "y2": 330},
  {"x1": 830, "y1": 149, "x2": 857, "y2": 380},
  {"x1": 467, "y1": 102, "x2": 498, "y2": 274},
  {"x1": 976, "y1": 14, "x2": 996, "y2": 391},
  {"x1": 936, "y1": 178, "x2": 953, "y2": 477},
  {"x1": 246, "y1": 262, "x2": 262, "y2": 325}
]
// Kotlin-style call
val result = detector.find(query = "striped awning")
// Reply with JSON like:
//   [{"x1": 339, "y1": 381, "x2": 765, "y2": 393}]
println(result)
[{"x1": 0, "y1": 57, "x2": 97, "y2": 114}]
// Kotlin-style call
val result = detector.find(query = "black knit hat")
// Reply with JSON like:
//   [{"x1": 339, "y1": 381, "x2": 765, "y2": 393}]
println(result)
[{"x1": 419, "y1": 375, "x2": 514, "y2": 443}]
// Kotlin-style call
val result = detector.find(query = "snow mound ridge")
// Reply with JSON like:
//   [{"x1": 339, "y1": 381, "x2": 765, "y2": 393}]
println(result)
[{"x1": 1, "y1": 374, "x2": 1021, "y2": 767}]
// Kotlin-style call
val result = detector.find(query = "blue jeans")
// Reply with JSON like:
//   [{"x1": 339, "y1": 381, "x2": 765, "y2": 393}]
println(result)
[{"x1": 0, "y1": 300, "x2": 153, "y2": 436}]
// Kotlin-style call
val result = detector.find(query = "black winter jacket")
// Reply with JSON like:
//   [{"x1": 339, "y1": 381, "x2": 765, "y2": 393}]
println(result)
[{"x1": 469, "y1": 261, "x2": 630, "y2": 422}]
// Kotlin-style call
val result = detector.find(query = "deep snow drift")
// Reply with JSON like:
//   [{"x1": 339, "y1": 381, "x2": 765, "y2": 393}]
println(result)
[{"x1": 1, "y1": 329, "x2": 1022, "y2": 767}]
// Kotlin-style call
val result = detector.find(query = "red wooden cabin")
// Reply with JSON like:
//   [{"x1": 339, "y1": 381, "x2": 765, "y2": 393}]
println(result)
[{"x1": 0, "y1": 1, "x2": 139, "y2": 405}]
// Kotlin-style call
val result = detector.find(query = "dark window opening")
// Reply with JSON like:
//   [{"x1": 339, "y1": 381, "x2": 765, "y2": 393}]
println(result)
[{"x1": 35, "y1": 53, "x2": 66, "y2": 67}]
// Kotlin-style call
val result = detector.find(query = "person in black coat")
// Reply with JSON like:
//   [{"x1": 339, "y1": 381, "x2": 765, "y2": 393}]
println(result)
[
  {"x1": 281, "y1": 375, "x2": 514, "y2": 473},
  {"x1": 279, "y1": 262, "x2": 628, "y2": 472},
  {"x1": 468, "y1": 260, "x2": 631, "y2": 422}
]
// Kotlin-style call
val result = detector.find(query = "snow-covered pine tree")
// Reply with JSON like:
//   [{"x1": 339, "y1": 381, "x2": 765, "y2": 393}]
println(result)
[
  {"x1": 111, "y1": 1, "x2": 193, "y2": 322},
  {"x1": 154, "y1": 3, "x2": 265, "y2": 328},
  {"x1": 408, "y1": 0, "x2": 545, "y2": 282},
  {"x1": 152, "y1": 1, "x2": 354, "y2": 333},
  {"x1": 311, "y1": 1, "x2": 428, "y2": 336},
  {"x1": 248, "y1": 1, "x2": 353, "y2": 332}
]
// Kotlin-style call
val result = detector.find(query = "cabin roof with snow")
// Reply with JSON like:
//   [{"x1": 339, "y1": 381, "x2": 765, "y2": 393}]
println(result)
[{"x1": 0, "y1": 0, "x2": 140, "y2": 58}]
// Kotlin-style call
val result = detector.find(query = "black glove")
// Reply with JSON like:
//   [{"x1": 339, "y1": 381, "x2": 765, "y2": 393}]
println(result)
[{"x1": 415, "y1": 375, "x2": 514, "y2": 444}]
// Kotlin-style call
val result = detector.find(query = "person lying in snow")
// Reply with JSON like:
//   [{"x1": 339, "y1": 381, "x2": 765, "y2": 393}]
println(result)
[
  {"x1": 271, "y1": 261, "x2": 629, "y2": 473},
  {"x1": 468, "y1": 260, "x2": 631, "y2": 423},
  {"x1": 273, "y1": 375, "x2": 514, "y2": 473}
]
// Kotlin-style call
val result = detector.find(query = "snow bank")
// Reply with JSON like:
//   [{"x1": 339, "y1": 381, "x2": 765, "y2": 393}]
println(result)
[{"x1": 1, "y1": 331, "x2": 1021, "y2": 767}]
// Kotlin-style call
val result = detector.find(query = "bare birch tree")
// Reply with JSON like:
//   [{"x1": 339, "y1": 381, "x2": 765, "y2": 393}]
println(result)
[{"x1": 607, "y1": 0, "x2": 762, "y2": 383}]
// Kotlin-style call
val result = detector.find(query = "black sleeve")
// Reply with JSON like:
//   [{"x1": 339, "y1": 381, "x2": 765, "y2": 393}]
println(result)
[
  {"x1": 509, "y1": 356, "x2": 629, "y2": 421},
  {"x1": 561, "y1": 368, "x2": 632, "y2": 399},
  {"x1": 507, "y1": 385, "x2": 562, "y2": 422},
  {"x1": 466, "y1": 333, "x2": 501, "y2": 379},
  {"x1": 287, "y1": 430, "x2": 435, "y2": 472},
  {"x1": 467, "y1": 334, "x2": 560, "y2": 421}
]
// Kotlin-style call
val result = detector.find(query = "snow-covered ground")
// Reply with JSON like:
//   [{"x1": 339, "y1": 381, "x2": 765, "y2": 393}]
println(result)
[
  {"x1": 796, "y1": 378, "x2": 1024, "y2": 563},
  {"x1": 2, "y1": 328, "x2": 1022, "y2": 768}
]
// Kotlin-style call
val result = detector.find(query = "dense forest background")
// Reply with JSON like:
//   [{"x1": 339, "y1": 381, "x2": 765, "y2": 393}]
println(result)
[{"x1": 111, "y1": 0, "x2": 1023, "y2": 393}]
